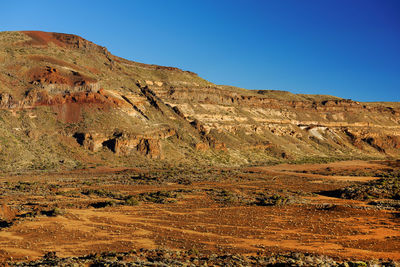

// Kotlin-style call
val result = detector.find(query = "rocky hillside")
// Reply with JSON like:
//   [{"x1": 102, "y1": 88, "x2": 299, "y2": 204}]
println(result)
[{"x1": 0, "y1": 31, "x2": 399, "y2": 172}]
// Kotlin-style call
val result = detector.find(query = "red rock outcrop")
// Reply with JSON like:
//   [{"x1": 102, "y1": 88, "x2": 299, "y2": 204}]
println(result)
[
  {"x1": 27, "y1": 66, "x2": 97, "y2": 87},
  {"x1": 21, "y1": 31, "x2": 109, "y2": 53}
]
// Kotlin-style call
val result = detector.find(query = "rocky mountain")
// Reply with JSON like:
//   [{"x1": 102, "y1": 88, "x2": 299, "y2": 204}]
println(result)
[{"x1": 0, "y1": 31, "x2": 399, "y2": 172}]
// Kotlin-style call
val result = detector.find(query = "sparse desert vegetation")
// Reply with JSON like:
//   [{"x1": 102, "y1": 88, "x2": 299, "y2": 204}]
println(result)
[{"x1": 0, "y1": 160, "x2": 400, "y2": 265}]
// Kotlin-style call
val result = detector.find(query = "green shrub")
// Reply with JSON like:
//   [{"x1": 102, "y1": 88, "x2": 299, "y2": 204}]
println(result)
[
  {"x1": 90, "y1": 201, "x2": 117, "y2": 208},
  {"x1": 41, "y1": 208, "x2": 64, "y2": 217},
  {"x1": 124, "y1": 196, "x2": 139, "y2": 206}
]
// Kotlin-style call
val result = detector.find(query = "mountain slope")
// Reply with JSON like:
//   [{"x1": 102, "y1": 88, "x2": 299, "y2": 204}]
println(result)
[{"x1": 0, "y1": 31, "x2": 399, "y2": 172}]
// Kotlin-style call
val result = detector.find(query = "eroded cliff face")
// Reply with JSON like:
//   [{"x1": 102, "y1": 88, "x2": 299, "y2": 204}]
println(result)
[
  {"x1": 148, "y1": 84, "x2": 400, "y2": 161},
  {"x1": 0, "y1": 30, "x2": 399, "y2": 171},
  {"x1": 74, "y1": 128, "x2": 176, "y2": 159}
]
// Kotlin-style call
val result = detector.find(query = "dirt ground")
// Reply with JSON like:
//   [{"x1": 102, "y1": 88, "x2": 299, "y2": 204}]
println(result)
[{"x1": 0, "y1": 160, "x2": 399, "y2": 263}]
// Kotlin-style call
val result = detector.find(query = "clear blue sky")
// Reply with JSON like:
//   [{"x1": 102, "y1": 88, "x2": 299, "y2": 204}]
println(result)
[{"x1": 1, "y1": 0, "x2": 399, "y2": 102}]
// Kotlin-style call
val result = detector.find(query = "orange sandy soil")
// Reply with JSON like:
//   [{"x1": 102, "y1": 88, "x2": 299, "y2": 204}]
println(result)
[{"x1": 0, "y1": 160, "x2": 399, "y2": 263}]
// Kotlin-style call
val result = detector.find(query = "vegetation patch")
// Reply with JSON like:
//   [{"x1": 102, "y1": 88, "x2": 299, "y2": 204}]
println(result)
[
  {"x1": 207, "y1": 189, "x2": 249, "y2": 205},
  {"x1": 90, "y1": 200, "x2": 117, "y2": 209},
  {"x1": 0, "y1": 220, "x2": 13, "y2": 229},
  {"x1": 368, "y1": 200, "x2": 400, "y2": 210},
  {"x1": 85, "y1": 189, "x2": 180, "y2": 208},
  {"x1": 253, "y1": 193, "x2": 304, "y2": 206},
  {"x1": 9, "y1": 249, "x2": 398, "y2": 266},
  {"x1": 320, "y1": 175, "x2": 400, "y2": 201},
  {"x1": 302, "y1": 167, "x2": 399, "y2": 178},
  {"x1": 138, "y1": 190, "x2": 180, "y2": 204},
  {"x1": 40, "y1": 208, "x2": 64, "y2": 217},
  {"x1": 81, "y1": 188, "x2": 124, "y2": 199}
]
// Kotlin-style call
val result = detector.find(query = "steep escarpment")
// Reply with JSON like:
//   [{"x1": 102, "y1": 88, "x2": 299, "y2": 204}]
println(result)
[
  {"x1": 147, "y1": 82, "x2": 400, "y2": 163},
  {"x1": 0, "y1": 31, "x2": 399, "y2": 171}
]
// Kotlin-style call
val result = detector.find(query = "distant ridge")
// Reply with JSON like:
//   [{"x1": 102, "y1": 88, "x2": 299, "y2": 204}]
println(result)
[{"x1": 0, "y1": 30, "x2": 399, "y2": 172}]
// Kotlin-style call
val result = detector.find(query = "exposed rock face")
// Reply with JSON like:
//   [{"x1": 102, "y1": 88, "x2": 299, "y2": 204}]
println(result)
[
  {"x1": 345, "y1": 129, "x2": 400, "y2": 152},
  {"x1": 73, "y1": 128, "x2": 176, "y2": 159},
  {"x1": 0, "y1": 30, "x2": 399, "y2": 171},
  {"x1": 22, "y1": 89, "x2": 122, "y2": 107},
  {"x1": 27, "y1": 66, "x2": 97, "y2": 88},
  {"x1": 21, "y1": 31, "x2": 111, "y2": 55},
  {"x1": 137, "y1": 139, "x2": 162, "y2": 159},
  {"x1": 153, "y1": 85, "x2": 400, "y2": 159},
  {"x1": 0, "y1": 93, "x2": 13, "y2": 108}
]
